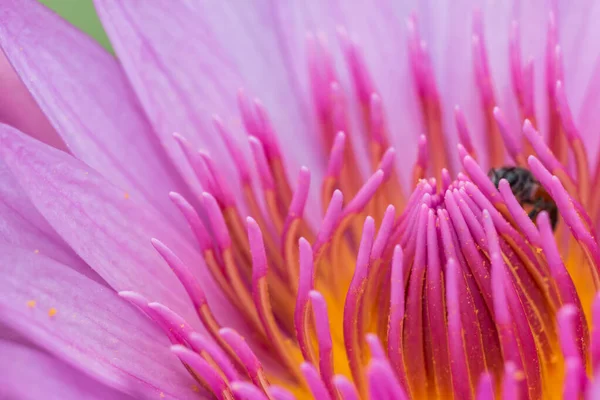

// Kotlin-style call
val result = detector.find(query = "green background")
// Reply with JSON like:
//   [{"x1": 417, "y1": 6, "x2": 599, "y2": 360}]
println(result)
[{"x1": 38, "y1": 0, "x2": 113, "y2": 52}]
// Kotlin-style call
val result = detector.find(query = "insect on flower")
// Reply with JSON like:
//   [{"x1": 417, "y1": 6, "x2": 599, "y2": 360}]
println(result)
[{"x1": 488, "y1": 166, "x2": 559, "y2": 230}]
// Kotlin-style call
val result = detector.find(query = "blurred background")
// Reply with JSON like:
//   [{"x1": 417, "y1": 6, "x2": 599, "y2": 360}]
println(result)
[{"x1": 39, "y1": 0, "x2": 113, "y2": 52}]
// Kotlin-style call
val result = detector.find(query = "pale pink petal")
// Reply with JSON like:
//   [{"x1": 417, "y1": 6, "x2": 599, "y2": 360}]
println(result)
[
  {"x1": 93, "y1": 0, "x2": 323, "y2": 194},
  {"x1": 0, "y1": 246, "x2": 200, "y2": 399},
  {"x1": 0, "y1": 0, "x2": 194, "y2": 224},
  {"x1": 0, "y1": 159, "x2": 102, "y2": 282},
  {"x1": 0, "y1": 125, "x2": 231, "y2": 328},
  {"x1": 0, "y1": 341, "x2": 134, "y2": 400},
  {"x1": 0, "y1": 54, "x2": 65, "y2": 151},
  {"x1": 562, "y1": 1, "x2": 600, "y2": 164}
]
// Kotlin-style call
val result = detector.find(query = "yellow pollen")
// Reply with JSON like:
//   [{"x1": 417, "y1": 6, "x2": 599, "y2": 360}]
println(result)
[
  {"x1": 159, "y1": 392, "x2": 165, "y2": 398},
  {"x1": 26, "y1": 300, "x2": 36, "y2": 308},
  {"x1": 48, "y1": 307, "x2": 57, "y2": 317},
  {"x1": 124, "y1": 192, "x2": 130, "y2": 199},
  {"x1": 33, "y1": 249, "x2": 39, "y2": 254},
  {"x1": 191, "y1": 385, "x2": 199, "y2": 393}
]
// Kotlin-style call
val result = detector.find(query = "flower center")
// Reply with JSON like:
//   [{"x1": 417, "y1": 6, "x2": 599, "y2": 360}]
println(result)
[{"x1": 122, "y1": 10, "x2": 600, "y2": 400}]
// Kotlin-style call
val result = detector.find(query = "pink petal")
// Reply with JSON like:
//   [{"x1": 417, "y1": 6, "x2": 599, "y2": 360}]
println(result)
[
  {"x1": 0, "y1": 125, "x2": 229, "y2": 328},
  {"x1": 566, "y1": 1, "x2": 600, "y2": 164},
  {"x1": 0, "y1": 53, "x2": 65, "y2": 151},
  {"x1": 0, "y1": 246, "x2": 198, "y2": 399},
  {"x1": 93, "y1": 0, "x2": 323, "y2": 191},
  {"x1": 0, "y1": 0, "x2": 194, "y2": 224},
  {"x1": 0, "y1": 159, "x2": 103, "y2": 283},
  {"x1": 0, "y1": 341, "x2": 134, "y2": 400}
]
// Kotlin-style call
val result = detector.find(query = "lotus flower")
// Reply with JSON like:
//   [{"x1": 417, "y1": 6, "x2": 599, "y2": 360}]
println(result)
[{"x1": 2, "y1": 1, "x2": 600, "y2": 399}]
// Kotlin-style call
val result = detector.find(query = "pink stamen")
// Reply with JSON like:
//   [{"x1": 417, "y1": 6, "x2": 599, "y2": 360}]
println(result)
[
  {"x1": 202, "y1": 192, "x2": 232, "y2": 250},
  {"x1": 493, "y1": 107, "x2": 522, "y2": 162},
  {"x1": 169, "y1": 192, "x2": 213, "y2": 252},
  {"x1": 537, "y1": 211, "x2": 581, "y2": 308},
  {"x1": 457, "y1": 144, "x2": 469, "y2": 163},
  {"x1": 249, "y1": 136, "x2": 275, "y2": 191},
  {"x1": 171, "y1": 345, "x2": 230, "y2": 399},
  {"x1": 199, "y1": 151, "x2": 235, "y2": 206},
  {"x1": 406, "y1": 15, "x2": 439, "y2": 101},
  {"x1": 406, "y1": 15, "x2": 425, "y2": 98},
  {"x1": 118, "y1": 291, "x2": 154, "y2": 318},
  {"x1": 365, "y1": 334, "x2": 386, "y2": 360},
  {"x1": 309, "y1": 290, "x2": 335, "y2": 397},
  {"x1": 326, "y1": 132, "x2": 347, "y2": 179},
  {"x1": 554, "y1": 45, "x2": 564, "y2": 84},
  {"x1": 151, "y1": 238, "x2": 207, "y2": 310},
  {"x1": 549, "y1": 176, "x2": 600, "y2": 264},
  {"x1": 343, "y1": 170, "x2": 385, "y2": 217},
  {"x1": 522, "y1": 120, "x2": 567, "y2": 176},
  {"x1": 377, "y1": 147, "x2": 396, "y2": 180},
  {"x1": 120, "y1": 292, "x2": 188, "y2": 345},
  {"x1": 592, "y1": 294, "x2": 600, "y2": 371},
  {"x1": 529, "y1": 155, "x2": 594, "y2": 230},
  {"x1": 454, "y1": 188, "x2": 487, "y2": 247},
  {"x1": 445, "y1": 191, "x2": 491, "y2": 306},
  {"x1": 487, "y1": 218, "x2": 534, "y2": 396},
  {"x1": 445, "y1": 257, "x2": 472, "y2": 399},
  {"x1": 369, "y1": 94, "x2": 386, "y2": 144},
  {"x1": 403, "y1": 205, "x2": 429, "y2": 398},
  {"x1": 387, "y1": 245, "x2": 407, "y2": 387},
  {"x1": 555, "y1": 81, "x2": 580, "y2": 142},
  {"x1": 173, "y1": 132, "x2": 216, "y2": 194},
  {"x1": 148, "y1": 302, "x2": 193, "y2": 344},
  {"x1": 247, "y1": 217, "x2": 268, "y2": 280},
  {"x1": 563, "y1": 358, "x2": 586, "y2": 400},
  {"x1": 188, "y1": 332, "x2": 240, "y2": 382},
  {"x1": 329, "y1": 82, "x2": 348, "y2": 134},
  {"x1": 343, "y1": 217, "x2": 376, "y2": 394},
  {"x1": 462, "y1": 155, "x2": 501, "y2": 204},
  {"x1": 295, "y1": 237, "x2": 316, "y2": 363},
  {"x1": 219, "y1": 328, "x2": 264, "y2": 387},
  {"x1": 425, "y1": 209, "x2": 451, "y2": 395},
  {"x1": 366, "y1": 360, "x2": 409, "y2": 400},
  {"x1": 301, "y1": 362, "x2": 332, "y2": 400},
  {"x1": 313, "y1": 190, "x2": 344, "y2": 255},
  {"x1": 213, "y1": 115, "x2": 251, "y2": 183},
  {"x1": 333, "y1": 375, "x2": 360, "y2": 400},
  {"x1": 238, "y1": 89, "x2": 261, "y2": 139},
  {"x1": 372, "y1": 205, "x2": 396, "y2": 260},
  {"x1": 488, "y1": 214, "x2": 517, "y2": 320},
  {"x1": 267, "y1": 386, "x2": 296, "y2": 400},
  {"x1": 476, "y1": 373, "x2": 494, "y2": 400},
  {"x1": 337, "y1": 26, "x2": 375, "y2": 104},
  {"x1": 285, "y1": 167, "x2": 310, "y2": 223},
  {"x1": 557, "y1": 304, "x2": 583, "y2": 362},
  {"x1": 472, "y1": 11, "x2": 494, "y2": 108},
  {"x1": 306, "y1": 32, "x2": 336, "y2": 119},
  {"x1": 253, "y1": 99, "x2": 282, "y2": 159},
  {"x1": 501, "y1": 362, "x2": 523, "y2": 400},
  {"x1": 231, "y1": 382, "x2": 269, "y2": 400},
  {"x1": 414, "y1": 135, "x2": 428, "y2": 179},
  {"x1": 522, "y1": 59, "x2": 535, "y2": 118},
  {"x1": 441, "y1": 169, "x2": 452, "y2": 192},
  {"x1": 497, "y1": 180, "x2": 541, "y2": 246},
  {"x1": 454, "y1": 106, "x2": 476, "y2": 157}
]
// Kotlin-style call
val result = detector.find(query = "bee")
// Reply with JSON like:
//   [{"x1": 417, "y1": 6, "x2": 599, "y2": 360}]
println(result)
[{"x1": 488, "y1": 166, "x2": 558, "y2": 230}]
